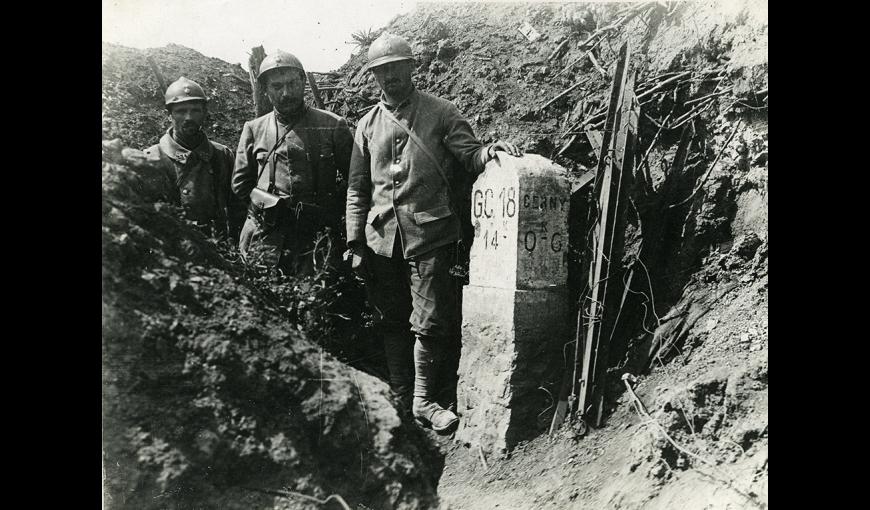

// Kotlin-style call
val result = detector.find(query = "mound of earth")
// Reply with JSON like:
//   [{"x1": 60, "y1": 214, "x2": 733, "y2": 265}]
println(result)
[
  {"x1": 101, "y1": 42, "x2": 254, "y2": 150},
  {"x1": 101, "y1": 143, "x2": 441, "y2": 509},
  {"x1": 102, "y1": 0, "x2": 767, "y2": 508}
]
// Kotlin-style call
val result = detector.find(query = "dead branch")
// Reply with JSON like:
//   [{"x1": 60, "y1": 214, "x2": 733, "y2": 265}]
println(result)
[
  {"x1": 477, "y1": 445, "x2": 489, "y2": 471},
  {"x1": 548, "y1": 38, "x2": 571, "y2": 61},
  {"x1": 588, "y1": 52, "x2": 609, "y2": 78},
  {"x1": 669, "y1": 98, "x2": 716, "y2": 130},
  {"x1": 540, "y1": 81, "x2": 585, "y2": 111},
  {"x1": 555, "y1": 41, "x2": 604, "y2": 77},
  {"x1": 637, "y1": 109, "x2": 674, "y2": 190},
  {"x1": 243, "y1": 487, "x2": 351, "y2": 510},
  {"x1": 684, "y1": 86, "x2": 733, "y2": 106},
  {"x1": 636, "y1": 71, "x2": 691, "y2": 101},
  {"x1": 668, "y1": 120, "x2": 743, "y2": 209}
]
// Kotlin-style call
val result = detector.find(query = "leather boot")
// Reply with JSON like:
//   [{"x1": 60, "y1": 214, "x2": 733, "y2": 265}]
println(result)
[
  {"x1": 382, "y1": 330, "x2": 414, "y2": 413},
  {"x1": 435, "y1": 333, "x2": 461, "y2": 412},
  {"x1": 412, "y1": 335, "x2": 459, "y2": 433}
]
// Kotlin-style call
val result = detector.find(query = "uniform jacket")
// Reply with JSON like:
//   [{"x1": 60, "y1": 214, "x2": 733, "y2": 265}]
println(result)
[
  {"x1": 346, "y1": 89, "x2": 490, "y2": 258},
  {"x1": 144, "y1": 129, "x2": 246, "y2": 238},
  {"x1": 232, "y1": 106, "x2": 353, "y2": 221}
]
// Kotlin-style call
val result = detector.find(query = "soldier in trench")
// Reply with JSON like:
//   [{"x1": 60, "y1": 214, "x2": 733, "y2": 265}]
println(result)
[
  {"x1": 345, "y1": 32, "x2": 522, "y2": 433},
  {"x1": 232, "y1": 51, "x2": 353, "y2": 276},
  {"x1": 141, "y1": 77, "x2": 246, "y2": 243}
]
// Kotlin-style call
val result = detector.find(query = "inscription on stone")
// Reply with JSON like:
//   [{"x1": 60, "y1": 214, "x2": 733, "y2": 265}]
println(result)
[{"x1": 469, "y1": 154, "x2": 570, "y2": 290}]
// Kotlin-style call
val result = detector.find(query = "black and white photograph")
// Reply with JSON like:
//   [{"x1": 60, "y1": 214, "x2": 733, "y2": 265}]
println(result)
[{"x1": 101, "y1": 0, "x2": 768, "y2": 508}]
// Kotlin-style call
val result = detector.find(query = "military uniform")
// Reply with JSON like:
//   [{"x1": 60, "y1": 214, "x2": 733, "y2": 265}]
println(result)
[
  {"x1": 232, "y1": 106, "x2": 353, "y2": 274},
  {"x1": 143, "y1": 129, "x2": 245, "y2": 240},
  {"x1": 346, "y1": 87, "x2": 491, "y2": 411}
]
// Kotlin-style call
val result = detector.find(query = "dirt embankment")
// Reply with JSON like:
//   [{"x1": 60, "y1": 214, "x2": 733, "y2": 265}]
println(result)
[
  {"x1": 103, "y1": 1, "x2": 767, "y2": 508},
  {"x1": 101, "y1": 145, "x2": 442, "y2": 508},
  {"x1": 102, "y1": 42, "x2": 254, "y2": 150}
]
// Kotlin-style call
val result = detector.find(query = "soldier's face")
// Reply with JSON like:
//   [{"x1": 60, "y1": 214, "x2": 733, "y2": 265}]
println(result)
[
  {"x1": 169, "y1": 102, "x2": 206, "y2": 139},
  {"x1": 371, "y1": 60, "x2": 414, "y2": 98},
  {"x1": 265, "y1": 68, "x2": 305, "y2": 117}
]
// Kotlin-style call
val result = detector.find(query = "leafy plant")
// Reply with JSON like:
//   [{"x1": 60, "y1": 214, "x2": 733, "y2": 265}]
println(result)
[{"x1": 347, "y1": 27, "x2": 382, "y2": 50}]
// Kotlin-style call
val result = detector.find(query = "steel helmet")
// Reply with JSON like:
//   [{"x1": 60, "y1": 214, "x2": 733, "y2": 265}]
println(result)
[
  {"x1": 366, "y1": 32, "x2": 414, "y2": 71},
  {"x1": 164, "y1": 77, "x2": 207, "y2": 107},
  {"x1": 258, "y1": 50, "x2": 305, "y2": 82}
]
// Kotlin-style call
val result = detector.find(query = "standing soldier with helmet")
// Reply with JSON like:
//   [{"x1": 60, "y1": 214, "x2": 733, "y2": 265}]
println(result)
[
  {"x1": 142, "y1": 77, "x2": 246, "y2": 242},
  {"x1": 345, "y1": 32, "x2": 522, "y2": 433},
  {"x1": 232, "y1": 50, "x2": 354, "y2": 276}
]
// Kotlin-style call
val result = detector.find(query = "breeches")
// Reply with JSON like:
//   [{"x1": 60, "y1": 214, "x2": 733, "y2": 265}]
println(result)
[{"x1": 364, "y1": 241, "x2": 460, "y2": 339}]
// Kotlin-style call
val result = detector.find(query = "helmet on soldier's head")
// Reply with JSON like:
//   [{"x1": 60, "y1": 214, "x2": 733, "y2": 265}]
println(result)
[
  {"x1": 258, "y1": 51, "x2": 305, "y2": 83},
  {"x1": 164, "y1": 77, "x2": 207, "y2": 107},
  {"x1": 365, "y1": 32, "x2": 414, "y2": 71}
]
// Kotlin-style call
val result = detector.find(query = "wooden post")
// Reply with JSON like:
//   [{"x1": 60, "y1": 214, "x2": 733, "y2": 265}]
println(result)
[
  {"x1": 248, "y1": 46, "x2": 271, "y2": 117},
  {"x1": 575, "y1": 41, "x2": 635, "y2": 428},
  {"x1": 306, "y1": 72, "x2": 325, "y2": 110}
]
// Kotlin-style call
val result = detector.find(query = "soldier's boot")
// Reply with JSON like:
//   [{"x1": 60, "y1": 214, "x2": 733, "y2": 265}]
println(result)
[
  {"x1": 412, "y1": 335, "x2": 459, "y2": 434},
  {"x1": 435, "y1": 333, "x2": 461, "y2": 413},
  {"x1": 382, "y1": 331, "x2": 415, "y2": 414}
]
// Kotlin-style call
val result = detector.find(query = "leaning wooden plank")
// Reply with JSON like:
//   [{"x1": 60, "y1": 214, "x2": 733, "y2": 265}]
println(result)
[
  {"x1": 576, "y1": 41, "x2": 632, "y2": 424},
  {"x1": 592, "y1": 75, "x2": 638, "y2": 428}
]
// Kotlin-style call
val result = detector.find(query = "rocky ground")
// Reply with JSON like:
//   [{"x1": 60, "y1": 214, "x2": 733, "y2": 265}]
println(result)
[{"x1": 102, "y1": 1, "x2": 767, "y2": 508}]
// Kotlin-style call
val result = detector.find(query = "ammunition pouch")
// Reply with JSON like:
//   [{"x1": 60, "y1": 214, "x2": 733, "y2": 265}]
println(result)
[{"x1": 248, "y1": 187, "x2": 285, "y2": 228}]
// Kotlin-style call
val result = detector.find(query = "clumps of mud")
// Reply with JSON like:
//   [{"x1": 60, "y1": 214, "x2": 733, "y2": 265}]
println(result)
[{"x1": 102, "y1": 144, "x2": 441, "y2": 510}]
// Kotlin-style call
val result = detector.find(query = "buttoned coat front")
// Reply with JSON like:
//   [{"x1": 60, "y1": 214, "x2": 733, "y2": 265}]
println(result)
[
  {"x1": 346, "y1": 89, "x2": 489, "y2": 259},
  {"x1": 232, "y1": 107, "x2": 353, "y2": 219},
  {"x1": 144, "y1": 130, "x2": 245, "y2": 239}
]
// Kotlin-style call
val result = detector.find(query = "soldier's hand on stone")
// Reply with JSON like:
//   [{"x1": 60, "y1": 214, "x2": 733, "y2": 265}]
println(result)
[{"x1": 487, "y1": 141, "x2": 523, "y2": 160}]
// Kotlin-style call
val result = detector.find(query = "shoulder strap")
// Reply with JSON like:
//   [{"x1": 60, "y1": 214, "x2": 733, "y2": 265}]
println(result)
[
  {"x1": 309, "y1": 128, "x2": 321, "y2": 203},
  {"x1": 254, "y1": 114, "x2": 294, "y2": 189},
  {"x1": 377, "y1": 103, "x2": 453, "y2": 197}
]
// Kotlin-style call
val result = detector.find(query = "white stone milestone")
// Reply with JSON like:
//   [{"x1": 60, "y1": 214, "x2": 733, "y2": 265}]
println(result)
[{"x1": 458, "y1": 152, "x2": 571, "y2": 456}]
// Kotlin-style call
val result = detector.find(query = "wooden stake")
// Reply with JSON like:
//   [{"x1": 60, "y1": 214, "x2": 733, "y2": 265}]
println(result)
[{"x1": 248, "y1": 46, "x2": 270, "y2": 117}]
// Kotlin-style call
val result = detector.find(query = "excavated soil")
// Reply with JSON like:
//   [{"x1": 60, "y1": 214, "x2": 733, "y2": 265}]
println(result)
[{"x1": 102, "y1": 1, "x2": 767, "y2": 508}]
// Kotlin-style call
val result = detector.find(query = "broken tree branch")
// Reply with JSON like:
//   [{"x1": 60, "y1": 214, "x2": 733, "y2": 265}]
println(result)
[
  {"x1": 637, "y1": 109, "x2": 674, "y2": 188},
  {"x1": 477, "y1": 445, "x2": 489, "y2": 471},
  {"x1": 684, "y1": 86, "x2": 733, "y2": 106},
  {"x1": 668, "y1": 120, "x2": 743, "y2": 209},
  {"x1": 669, "y1": 98, "x2": 716, "y2": 130},
  {"x1": 555, "y1": 41, "x2": 604, "y2": 77},
  {"x1": 588, "y1": 52, "x2": 609, "y2": 78},
  {"x1": 243, "y1": 488, "x2": 351, "y2": 510},
  {"x1": 636, "y1": 71, "x2": 691, "y2": 101},
  {"x1": 540, "y1": 81, "x2": 585, "y2": 111},
  {"x1": 548, "y1": 38, "x2": 571, "y2": 61}
]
